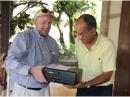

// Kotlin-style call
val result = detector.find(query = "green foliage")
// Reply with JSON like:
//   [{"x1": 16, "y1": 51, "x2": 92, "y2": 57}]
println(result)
[
  {"x1": 10, "y1": 12, "x2": 32, "y2": 36},
  {"x1": 53, "y1": 0, "x2": 97, "y2": 23},
  {"x1": 52, "y1": 17, "x2": 63, "y2": 26},
  {"x1": 53, "y1": 0, "x2": 88, "y2": 15},
  {"x1": 59, "y1": 43, "x2": 75, "y2": 58},
  {"x1": 10, "y1": 1, "x2": 48, "y2": 37},
  {"x1": 53, "y1": 0, "x2": 97, "y2": 43}
]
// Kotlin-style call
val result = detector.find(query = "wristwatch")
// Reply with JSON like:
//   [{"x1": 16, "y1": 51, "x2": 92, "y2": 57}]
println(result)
[
  {"x1": 86, "y1": 85, "x2": 91, "y2": 88},
  {"x1": 85, "y1": 82, "x2": 91, "y2": 88}
]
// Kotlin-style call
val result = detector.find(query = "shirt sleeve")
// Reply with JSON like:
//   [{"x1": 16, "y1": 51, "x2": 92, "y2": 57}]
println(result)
[
  {"x1": 102, "y1": 40, "x2": 116, "y2": 72},
  {"x1": 4, "y1": 33, "x2": 30, "y2": 75}
]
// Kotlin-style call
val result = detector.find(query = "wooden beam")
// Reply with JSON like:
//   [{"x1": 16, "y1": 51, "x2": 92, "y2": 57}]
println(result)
[{"x1": 0, "y1": 1, "x2": 11, "y2": 53}]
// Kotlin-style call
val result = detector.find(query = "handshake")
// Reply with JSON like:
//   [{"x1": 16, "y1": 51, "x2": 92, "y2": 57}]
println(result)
[{"x1": 42, "y1": 67, "x2": 82, "y2": 86}]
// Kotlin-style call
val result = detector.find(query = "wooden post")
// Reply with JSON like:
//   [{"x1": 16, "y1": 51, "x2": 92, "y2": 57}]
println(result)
[{"x1": 0, "y1": 1, "x2": 11, "y2": 53}]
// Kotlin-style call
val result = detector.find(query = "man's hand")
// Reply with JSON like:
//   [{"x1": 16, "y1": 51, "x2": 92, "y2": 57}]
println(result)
[
  {"x1": 64, "y1": 81, "x2": 87, "y2": 89},
  {"x1": 73, "y1": 81, "x2": 87, "y2": 88},
  {"x1": 65, "y1": 71, "x2": 113, "y2": 89},
  {"x1": 29, "y1": 65, "x2": 48, "y2": 83}
]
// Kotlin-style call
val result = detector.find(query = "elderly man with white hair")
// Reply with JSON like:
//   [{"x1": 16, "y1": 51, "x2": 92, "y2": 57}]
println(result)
[{"x1": 4, "y1": 8, "x2": 59, "y2": 96}]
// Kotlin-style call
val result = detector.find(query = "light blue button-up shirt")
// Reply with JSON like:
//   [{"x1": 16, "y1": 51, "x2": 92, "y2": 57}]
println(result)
[{"x1": 4, "y1": 28, "x2": 59, "y2": 88}]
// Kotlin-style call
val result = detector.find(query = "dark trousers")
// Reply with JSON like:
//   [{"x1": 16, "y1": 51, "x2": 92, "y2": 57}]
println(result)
[{"x1": 76, "y1": 84, "x2": 113, "y2": 96}]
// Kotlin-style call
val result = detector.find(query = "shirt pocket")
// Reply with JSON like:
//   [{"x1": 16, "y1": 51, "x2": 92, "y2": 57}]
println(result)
[
  {"x1": 89, "y1": 56, "x2": 102, "y2": 75},
  {"x1": 43, "y1": 51, "x2": 52, "y2": 64}
]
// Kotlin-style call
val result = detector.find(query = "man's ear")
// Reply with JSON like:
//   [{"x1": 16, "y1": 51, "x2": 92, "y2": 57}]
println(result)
[
  {"x1": 92, "y1": 27, "x2": 96, "y2": 35},
  {"x1": 32, "y1": 19, "x2": 35, "y2": 25}
]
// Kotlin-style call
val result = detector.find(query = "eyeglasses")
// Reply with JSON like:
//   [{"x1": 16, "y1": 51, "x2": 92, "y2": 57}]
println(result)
[
  {"x1": 41, "y1": 8, "x2": 54, "y2": 15},
  {"x1": 74, "y1": 31, "x2": 88, "y2": 37}
]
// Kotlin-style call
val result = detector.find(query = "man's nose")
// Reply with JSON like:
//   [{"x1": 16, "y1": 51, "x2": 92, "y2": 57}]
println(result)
[
  {"x1": 44, "y1": 23, "x2": 50, "y2": 29},
  {"x1": 78, "y1": 35, "x2": 82, "y2": 40}
]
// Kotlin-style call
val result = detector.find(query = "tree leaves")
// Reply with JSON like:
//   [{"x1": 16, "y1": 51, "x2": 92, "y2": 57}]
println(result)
[
  {"x1": 53, "y1": 0, "x2": 97, "y2": 43},
  {"x1": 10, "y1": 1, "x2": 47, "y2": 37}
]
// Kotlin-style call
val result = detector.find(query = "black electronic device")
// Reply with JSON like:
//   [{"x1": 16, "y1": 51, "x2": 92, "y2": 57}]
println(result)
[{"x1": 42, "y1": 67, "x2": 82, "y2": 86}]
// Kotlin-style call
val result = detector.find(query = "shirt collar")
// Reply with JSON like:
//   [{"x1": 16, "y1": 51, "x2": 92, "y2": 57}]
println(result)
[
  {"x1": 91, "y1": 33, "x2": 100, "y2": 49},
  {"x1": 33, "y1": 28, "x2": 48, "y2": 40},
  {"x1": 77, "y1": 33, "x2": 100, "y2": 51}
]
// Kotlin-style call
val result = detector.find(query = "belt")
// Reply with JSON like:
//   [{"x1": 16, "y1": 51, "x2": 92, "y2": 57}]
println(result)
[
  {"x1": 86, "y1": 84, "x2": 113, "y2": 89},
  {"x1": 18, "y1": 84, "x2": 42, "y2": 90}
]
